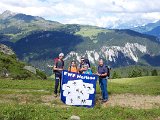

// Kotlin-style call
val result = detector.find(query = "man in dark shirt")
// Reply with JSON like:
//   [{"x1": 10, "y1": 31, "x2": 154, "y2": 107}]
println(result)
[
  {"x1": 78, "y1": 57, "x2": 88, "y2": 74},
  {"x1": 53, "y1": 53, "x2": 64, "y2": 97},
  {"x1": 97, "y1": 58, "x2": 108, "y2": 102}
]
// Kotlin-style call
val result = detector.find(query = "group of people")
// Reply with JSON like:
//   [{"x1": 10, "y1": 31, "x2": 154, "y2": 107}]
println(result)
[{"x1": 53, "y1": 52, "x2": 109, "y2": 103}]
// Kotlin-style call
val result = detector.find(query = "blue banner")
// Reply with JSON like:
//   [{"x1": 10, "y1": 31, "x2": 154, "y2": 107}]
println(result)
[{"x1": 61, "y1": 70, "x2": 98, "y2": 108}]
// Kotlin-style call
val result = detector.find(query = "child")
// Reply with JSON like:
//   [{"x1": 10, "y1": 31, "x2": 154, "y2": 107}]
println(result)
[
  {"x1": 83, "y1": 64, "x2": 92, "y2": 75},
  {"x1": 68, "y1": 60, "x2": 78, "y2": 73}
]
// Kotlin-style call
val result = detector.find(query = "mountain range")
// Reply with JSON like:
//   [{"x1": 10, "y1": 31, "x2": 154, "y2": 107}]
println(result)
[
  {"x1": 131, "y1": 20, "x2": 160, "y2": 39},
  {"x1": 0, "y1": 10, "x2": 160, "y2": 75}
]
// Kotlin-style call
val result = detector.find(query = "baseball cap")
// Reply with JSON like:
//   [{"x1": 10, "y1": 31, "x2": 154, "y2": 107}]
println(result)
[{"x1": 59, "y1": 53, "x2": 64, "y2": 57}]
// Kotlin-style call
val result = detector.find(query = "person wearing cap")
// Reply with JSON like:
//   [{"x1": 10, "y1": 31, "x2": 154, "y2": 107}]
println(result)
[
  {"x1": 53, "y1": 53, "x2": 64, "y2": 97},
  {"x1": 97, "y1": 58, "x2": 108, "y2": 103}
]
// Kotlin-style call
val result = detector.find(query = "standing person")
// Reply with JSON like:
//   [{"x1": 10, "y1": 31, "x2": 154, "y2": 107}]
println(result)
[
  {"x1": 53, "y1": 53, "x2": 64, "y2": 97},
  {"x1": 97, "y1": 58, "x2": 108, "y2": 103},
  {"x1": 78, "y1": 57, "x2": 90, "y2": 74},
  {"x1": 68, "y1": 60, "x2": 78, "y2": 73}
]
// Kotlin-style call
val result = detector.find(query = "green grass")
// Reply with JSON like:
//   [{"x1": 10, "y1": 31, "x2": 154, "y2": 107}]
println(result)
[
  {"x1": 0, "y1": 76, "x2": 160, "y2": 120},
  {"x1": 0, "y1": 76, "x2": 160, "y2": 95},
  {"x1": 107, "y1": 76, "x2": 160, "y2": 95},
  {"x1": 0, "y1": 104, "x2": 159, "y2": 120},
  {"x1": 75, "y1": 26, "x2": 111, "y2": 41},
  {"x1": 0, "y1": 79, "x2": 54, "y2": 95}
]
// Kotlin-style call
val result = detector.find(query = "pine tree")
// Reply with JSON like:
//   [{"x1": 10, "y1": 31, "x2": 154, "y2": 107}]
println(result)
[{"x1": 151, "y1": 69, "x2": 158, "y2": 76}]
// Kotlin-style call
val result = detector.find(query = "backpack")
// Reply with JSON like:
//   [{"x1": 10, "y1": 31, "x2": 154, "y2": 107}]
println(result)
[
  {"x1": 98, "y1": 65, "x2": 111, "y2": 78},
  {"x1": 106, "y1": 66, "x2": 111, "y2": 78},
  {"x1": 53, "y1": 58, "x2": 64, "y2": 73},
  {"x1": 54, "y1": 58, "x2": 59, "y2": 65},
  {"x1": 84, "y1": 59, "x2": 90, "y2": 68}
]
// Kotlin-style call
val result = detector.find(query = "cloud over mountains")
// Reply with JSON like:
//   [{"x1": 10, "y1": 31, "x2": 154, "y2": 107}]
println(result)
[{"x1": 1, "y1": 0, "x2": 160, "y2": 28}]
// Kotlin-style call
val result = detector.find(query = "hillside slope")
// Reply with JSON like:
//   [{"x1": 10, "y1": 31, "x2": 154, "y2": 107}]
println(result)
[
  {"x1": 0, "y1": 10, "x2": 62, "y2": 42},
  {"x1": 0, "y1": 44, "x2": 47, "y2": 79}
]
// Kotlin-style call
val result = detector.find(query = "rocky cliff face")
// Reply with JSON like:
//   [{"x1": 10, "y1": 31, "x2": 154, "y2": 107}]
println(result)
[{"x1": 64, "y1": 42, "x2": 147, "y2": 66}]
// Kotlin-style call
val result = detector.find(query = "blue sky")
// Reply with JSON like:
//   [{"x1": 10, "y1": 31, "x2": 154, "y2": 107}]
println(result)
[{"x1": 0, "y1": 0, "x2": 160, "y2": 28}]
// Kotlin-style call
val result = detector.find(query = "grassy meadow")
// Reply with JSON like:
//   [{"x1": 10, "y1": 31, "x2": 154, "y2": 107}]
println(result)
[{"x1": 0, "y1": 76, "x2": 160, "y2": 120}]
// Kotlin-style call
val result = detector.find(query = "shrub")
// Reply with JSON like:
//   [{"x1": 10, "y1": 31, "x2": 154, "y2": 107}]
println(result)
[
  {"x1": 128, "y1": 69, "x2": 142, "y2": 78},
  {"x1": 112, "y1": 71, "x2": 121, "y2": 79},
  {"x1": 151, "y1": 69, "x2": 158, "y2": 76},
  {"x1": 36, "y1": 69, "x2": 47, "y2": 80}
]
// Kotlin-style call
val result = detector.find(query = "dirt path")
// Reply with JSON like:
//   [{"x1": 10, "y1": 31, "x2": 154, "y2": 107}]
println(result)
[
  {"x1": 1, "y1": 93, "x2": 160, "y2": 109},
  {"x1": 103, "y1": 94, "x2": 160, "y2": 109},
  {"x1": 40, "y1": 94, "x2": 160, "y2": 109}
]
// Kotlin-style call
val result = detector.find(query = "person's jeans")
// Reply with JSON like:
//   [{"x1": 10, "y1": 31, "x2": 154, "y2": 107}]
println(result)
[
  {"x1": 54, "y1": 73, "x2": 62, "y2": 94},
  {"x1": 99, "y1": 77, "x2": 108, "y2": 100}
]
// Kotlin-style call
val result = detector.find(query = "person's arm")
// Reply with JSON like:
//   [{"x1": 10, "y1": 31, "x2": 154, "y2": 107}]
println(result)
[
  {"x1": 79, "y1": 67, "x2": 86, "y2": 72},
  {"x1": 53, "y1": 61, "x2": 63, "y2": 71},
  {"x1": 79, "y1": 65, "x2": 87, "y2": 72},
  {"x1": 77, "y1": 65, "x2": 81, "y2": 73},
  {"x1": 99, "y1": 73, "x2": 107, "y2": 77},
  {"x1": 47, "y1": 64, "x2": 53, "y2": 68},
  {"x1": 53, "y1": 65, "x2": 63, "y2": 71}
]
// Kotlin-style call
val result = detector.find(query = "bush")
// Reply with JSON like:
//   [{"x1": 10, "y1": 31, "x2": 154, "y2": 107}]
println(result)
[
  {"x1": 112, "y1": 71, "x2": 121, "y2": 79},
  {"x1": 12, "y1": 71, "x2": 30, "y2": 80},
  {"x1": 128, "y1": 69, "x2": 142, "y2": 78},
  {"x1": 151, "y1": 69, "x2": 158, "y2": 76},
  {"x1": 36, "y1": 69, "x2": 47, "y2": 80},
  {"x1": 91, "y1": 66, "x2": 97, "y2": 73}
]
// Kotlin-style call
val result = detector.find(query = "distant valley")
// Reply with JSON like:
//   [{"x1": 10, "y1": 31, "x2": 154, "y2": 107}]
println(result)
[{"x1": 0, "y1": 10, "x2": 160, "y2": 74}]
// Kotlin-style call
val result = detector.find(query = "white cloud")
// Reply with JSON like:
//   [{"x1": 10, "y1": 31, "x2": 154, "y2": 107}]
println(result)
[{"x1": 0, "y1": 0, "x2": 160, "y2": 28}]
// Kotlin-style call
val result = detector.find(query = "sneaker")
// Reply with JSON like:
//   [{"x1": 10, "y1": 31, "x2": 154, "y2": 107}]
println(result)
[{"x1": 102, "y1": 99, "x2": 108, "y2": 103}]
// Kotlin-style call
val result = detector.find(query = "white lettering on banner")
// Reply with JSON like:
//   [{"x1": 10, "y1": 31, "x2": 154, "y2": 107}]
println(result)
[
  {"x1": 64, "y1": 71, "x2": 68, "y2": 75},
  {"x1": 63, "y1": 71, "x2": 96, "y2": 80},
  {"x1": 77, "y1": 75, "x2": 96, "y2": 80},
  {"x1": 64, "y1": 72, "x2": 76, "y2": 78},
  {"x1": 68, "y1": 73, "x2": 73, "y2": 77}
]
